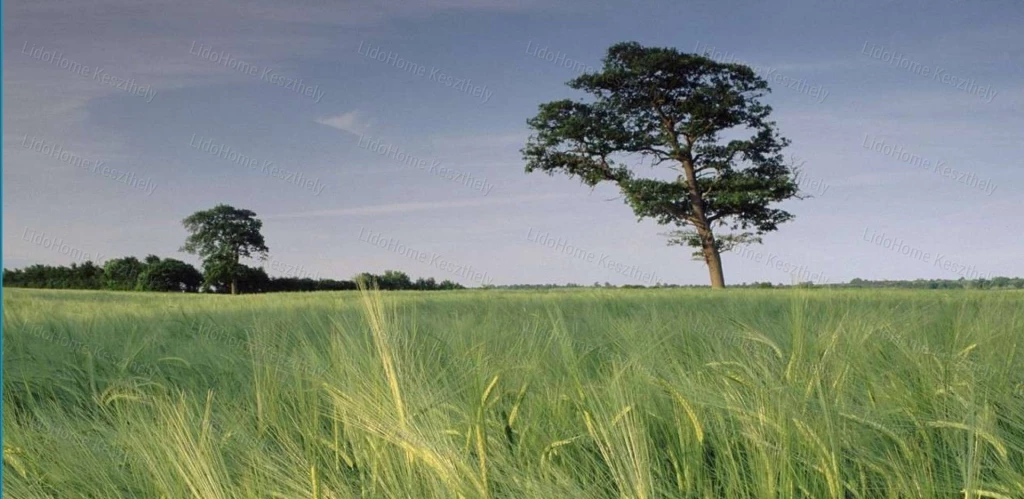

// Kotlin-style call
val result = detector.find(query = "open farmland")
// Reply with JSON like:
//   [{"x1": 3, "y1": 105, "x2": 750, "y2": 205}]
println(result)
[{"x1": 3, "y1": 288, "x2": 1023, "y2": 497}]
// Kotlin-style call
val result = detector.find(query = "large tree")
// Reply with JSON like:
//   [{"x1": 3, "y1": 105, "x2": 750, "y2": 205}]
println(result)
[
  {"x1": 181, "y1": 204, "x2": 269, "y2": 295},
  {"x1": 522, "y1": 42, "x2": 800, "y2": 288}
]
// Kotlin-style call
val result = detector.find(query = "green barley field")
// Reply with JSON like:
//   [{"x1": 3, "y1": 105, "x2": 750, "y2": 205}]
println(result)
[{"x1": 3, "y1": 287, "x2": 1024, "y2": 498}]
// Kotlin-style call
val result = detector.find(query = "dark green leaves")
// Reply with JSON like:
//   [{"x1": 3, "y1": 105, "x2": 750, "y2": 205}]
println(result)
[
  {"x1": 523, "y1": 41, "x2": 800, "y2": 250},
  {"x1": 181, "y1": 204, "x2": 268, "y2": 262},
  {"x1": 181, "y1": 204, "x2": 269, "y2": 292}
]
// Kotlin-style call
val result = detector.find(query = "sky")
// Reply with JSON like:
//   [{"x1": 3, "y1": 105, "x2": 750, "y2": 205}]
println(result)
[{"x1": 4, "y1": 0, "x2": 1022, "y2": 287}]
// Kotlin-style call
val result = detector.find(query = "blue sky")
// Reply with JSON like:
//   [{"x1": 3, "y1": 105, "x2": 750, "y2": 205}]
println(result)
[{"x1": 4, "y1": 0, "x2": 1022, "y2": 286}]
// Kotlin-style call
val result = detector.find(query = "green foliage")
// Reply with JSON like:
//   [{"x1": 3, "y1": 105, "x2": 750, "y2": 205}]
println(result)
[
  {"x1": 4, "y1": 257, "x2": 203, "y2": 293},
  {"x1": 523, "y1": 42, "x2": 801, "y2": 286},
  {"x1": 135, "y1": 257, "x2": 204, "y2": 292},
  {"x1": 103, "y1": 256, "x2": 145, "y2": 290},
  {"x1": 6, "y1": 261, "x2": 1023, "y2": 292},
  {"x1": 181, "y1": 204, "x2": 269, "y2": 293},
  {"x1": 198, "y1": 254, "x2": 246, "y2": 293},
  {"x1": 355, "y1": 271, "x2": 464, "y2": 290},
  {"x1": 200, "y1": 264, "x2": 270, "y2": 294},
  {"x1": 843, "y1": 277, "x2": 1024, "y2": 289},
  {"x1": 2, "y1": 262, "x2": 105, "y2": 289},
  {"x1": 181, "y1": 205, "x2": 269, "y2": 262},
  {"x1": 262, "y1": 277, "x2": 358, "y2": 292},
  {"x1": 4, "y1": 288, "x2": 1024, "y2": 497},
  {"x1": 3, "y1": 262, "x2": 466, "y2": 293},
  {"x1": 663, "y1": 229, "x2": 762, "y2": 260}
]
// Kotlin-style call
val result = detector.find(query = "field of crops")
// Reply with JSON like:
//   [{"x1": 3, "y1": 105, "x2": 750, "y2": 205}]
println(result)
[{"x1": 3, "y1": 287, "x2": 1023, "y2": 498}]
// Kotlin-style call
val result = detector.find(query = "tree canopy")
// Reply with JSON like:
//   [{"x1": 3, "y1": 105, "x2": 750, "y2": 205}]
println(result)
[
  {"x1": 137, "y1": 257, "x2": 204, "y2": 292},
  {"x1": 181, "y1": 204, "x2": 269, "y2": 295},
  {"x1": 523, "y1": 41, "x2": 800, "y2": 288}
]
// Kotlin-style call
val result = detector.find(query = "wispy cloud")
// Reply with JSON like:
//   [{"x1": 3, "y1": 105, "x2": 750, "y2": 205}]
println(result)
[
  {"x1": 265, "y1": 194, "x2": 565, "y2": 219},
  {"x1": 316, "y1": 111, "x2": 372, "y2": 135}
]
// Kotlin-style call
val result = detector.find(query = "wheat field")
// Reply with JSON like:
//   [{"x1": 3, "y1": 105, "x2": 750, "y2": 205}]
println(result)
[{"x1": 3, "y1": 287, "x2": 1023, "y2": 498}]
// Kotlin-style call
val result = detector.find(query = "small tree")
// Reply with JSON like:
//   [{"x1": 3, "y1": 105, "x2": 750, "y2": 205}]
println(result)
[
  {"x1": 523, "y1": 42, "x2": 801, "y2": 288},
  {"x1": 181, "y1": 204, "x2": 269, "y2": 295}
]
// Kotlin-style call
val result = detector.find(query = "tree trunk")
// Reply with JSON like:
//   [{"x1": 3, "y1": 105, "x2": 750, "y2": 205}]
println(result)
[
  {"x1": 680, "y1": 155, "x2": 727, "y2": 289},
  {"x1": 698, "y1": 228, "x2": 726, "y2": 289},
  {"x1": 231, "y1": 250, "x2": 239, "y2": 295}
]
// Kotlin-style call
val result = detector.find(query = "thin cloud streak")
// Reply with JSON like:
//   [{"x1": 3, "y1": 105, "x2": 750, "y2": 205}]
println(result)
[
  {"x1": 265, "y1": 194, "x2": 566, "y2": 219},
  {"x1": 316, "y1": 111, "x2": 372, "y2": 135}
]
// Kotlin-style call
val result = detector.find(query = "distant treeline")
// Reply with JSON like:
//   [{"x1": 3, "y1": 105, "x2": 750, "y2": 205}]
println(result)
[
  {"x1": 5, "y1": 258, "x2": 1022, "y2": 292},
  {"x1": 488, "y1": 277, "x2": 1024, "y2": 290},
  {"x1": 2, "y1": 256, "x2": 464, "y2": 293},
  {"x1": 839, "y1": 277, "x2": 1024, "y2": 289}
]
